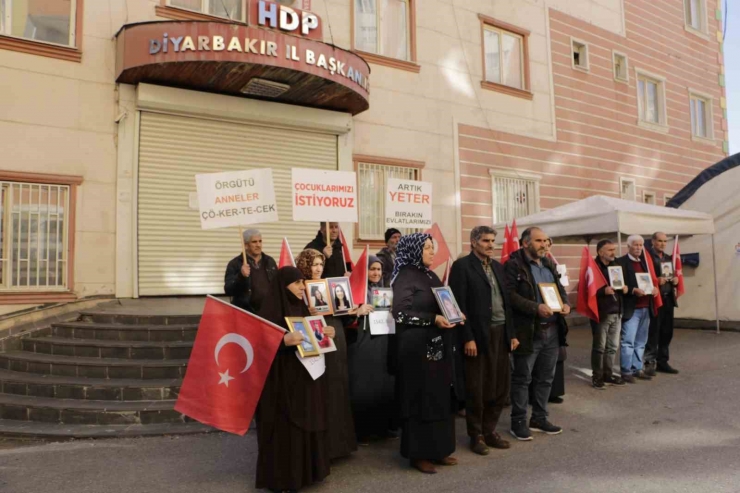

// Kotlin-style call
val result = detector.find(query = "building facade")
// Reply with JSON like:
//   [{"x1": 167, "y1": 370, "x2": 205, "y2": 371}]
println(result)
[{"x1": 0, "y1": 0, "x2": 727, "y2": 313}]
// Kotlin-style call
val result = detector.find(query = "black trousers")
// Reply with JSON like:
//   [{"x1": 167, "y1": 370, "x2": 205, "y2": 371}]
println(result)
[{"x1": 645, "y1": 300, "x2": 674, "y2": 365}]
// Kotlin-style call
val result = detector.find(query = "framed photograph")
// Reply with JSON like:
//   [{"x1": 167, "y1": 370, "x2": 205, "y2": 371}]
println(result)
[
  {"x1": 635, "y1": 273, "x2": 654, "y2": 295},
  {"x1": 327, "y1": 277, "x2": 354, "y2": 316},
  {"x1": 432, "y1": 287, "x2": 464, "y2": 324},
  {"x1": 661, "y1": 262, "x2": 674, "y2": 279},
  {"x1": 608, "y1": 266, "x2": 625, "y2": 289},
  {"x1": 306, "y1": 316, "x2": 337, "y2": 353},
  {"x1": 285, "y1": 317, "x2": 321, "y2": 358},
  {"x1": 371, "y1": 288, "x2": 393, "y2": 311},
  {"x1": 306, "y1": 280, "x2": 333, "y2": 315},
  {"x1": 538, "y1": 283, "x2": 564, "y2": 312}
]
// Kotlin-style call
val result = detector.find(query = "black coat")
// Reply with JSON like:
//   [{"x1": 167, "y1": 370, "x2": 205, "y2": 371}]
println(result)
[
  {"x1": 504, "y1": 249, "x2": 568, "y2": 355},
  {"x1": 647, "y1": 248, "x2": 678, "y2": 308},
  {"x1": 305, "y1": 231, "x2": 352, "y2": 279},
  {"x1": 448, "y1": 253, "x2": 514, "y2": 353},
  {"x1": 223, "y1": 253, "x2": 277, "y2": 313},
  {"x1": 595, "y1": 257, "x2": 622, "y2": 316},
  {"x1": 617, "y1": 253, "x2": 655, "y2": 322},
  {"x1": 392, "y1": 265, "x2": 463, "y2": 421},
  {"x1": 376, "y1": 247, "x2": 395, "y2": 286}
]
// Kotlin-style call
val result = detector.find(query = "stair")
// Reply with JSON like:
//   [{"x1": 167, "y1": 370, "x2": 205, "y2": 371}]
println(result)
[{"x1": 0, "y1": 309, "x2": 213, "y2": 438}]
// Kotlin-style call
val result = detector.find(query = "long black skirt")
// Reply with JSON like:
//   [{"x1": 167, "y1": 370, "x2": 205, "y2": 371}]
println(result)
[
  {"x1": 256, "y1": 423, "x2": 330, "y2": 491},
  {"x1": 324, "y1": 315, "x2": 358, "y2": 459},
  {"x1": 400, "y1": 414, "x2": 456, "y2": 462}
]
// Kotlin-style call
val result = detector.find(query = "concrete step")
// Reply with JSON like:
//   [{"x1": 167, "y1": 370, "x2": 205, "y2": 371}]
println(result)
[
  {"x1": 79, "y1": 311, "x2": 201, "y2": 326},
  {"x1": 51, "y1": 321, "x2": 197, "y2": 342},
  {"x1": 0, "y1": 418, "x2": 213, "y2": 439},
  {"x1": 22, "y1": 336, "x2": 192, "y2": 360},
  {"x1": 0, "y1": 352, "x2": 188, "y2": 379},
  {"x1": 0, "y1": 393, "x2": 186, "y2": 425},
  {"x1": 0, "y1": 369, "x2": 181, "y2": 401}
]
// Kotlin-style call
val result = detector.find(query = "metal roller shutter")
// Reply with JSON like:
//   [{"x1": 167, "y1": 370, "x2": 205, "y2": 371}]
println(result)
[{"x1": 137, "y1": 112, "x2": 337, "y2": 296}]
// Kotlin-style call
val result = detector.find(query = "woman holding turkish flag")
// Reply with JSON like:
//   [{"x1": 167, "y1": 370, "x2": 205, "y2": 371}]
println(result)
[{"x1": 255, "y1": 266, "x2": 335, "y2": 493}]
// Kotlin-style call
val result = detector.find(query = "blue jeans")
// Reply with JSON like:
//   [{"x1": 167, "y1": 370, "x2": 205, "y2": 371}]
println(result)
[
  {"x1": 620, "y1": 308, "x2": 650, "y2": 375},
  {"x1": 511, "y1": 325, "x2": 559, "y2": 422}
]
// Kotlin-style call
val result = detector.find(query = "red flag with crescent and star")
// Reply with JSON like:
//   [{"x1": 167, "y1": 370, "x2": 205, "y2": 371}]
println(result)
[
  {"x1": 278, "y1": 237, "x2": 295, "y2": 268},
  {"x1": 349, "y1": 245, "x2": 369, "y2": 305},
  {"x1": 424, "y1": 223, "x2": 452, "y2": 270},
  {"x1": 672, "y1": 236, "x2": 685, "y2": 298},
  {"x1": 645, "y1": 252, "x2": 663, "y2": 316},
  {"x1": 338, "y1": 227, "x2": 355, "y2": 272},
  {"x1": 500, "y1": 225, "x2": 512, "y2": 264},
  {"x1": 577, "y1": 247, "x2": 607, "y2": 322},
  {"x1": 175, "y1": 296, "x2": 285, "y2": 435}
]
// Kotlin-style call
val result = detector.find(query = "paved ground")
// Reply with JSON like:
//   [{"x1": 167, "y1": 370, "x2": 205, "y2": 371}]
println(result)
[{"x1": 1, "y1": 326, "x2": 738, "y2": 493}]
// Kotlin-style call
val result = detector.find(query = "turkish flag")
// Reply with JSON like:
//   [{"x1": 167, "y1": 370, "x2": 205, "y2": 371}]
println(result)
[
  {"x1": 278, "y1": 237, "x2": 295, "y2": 268},
  {"x1": 510, "y1": 219, "x2": 521, "y2": 251},
  {"x1": 500, "y1": 225, "x2": 511, "y2": 263},
  {"x1": 175, "y1": 296, "x2": 285, "y2": 435},
  {"x1": 577, "y1": 247, "x2": 607, "y2": 322},
  {"x1": 425, "y1": 223, "x2": 451, "y2": 270},
  {"x1": 349, "y1": 245, "x2": 368, "y2": 305},
  {"x1": 645, "y1": 253, "x2": 664, "y2": 316},
  {"x1": 338, "y1": 227, "x2": 355, "y2": 272},
  {"x1": 673, "y1": 236, "x2": 685, "y2": 298}
]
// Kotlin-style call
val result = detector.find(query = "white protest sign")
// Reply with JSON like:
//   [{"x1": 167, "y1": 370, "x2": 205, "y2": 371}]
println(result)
[
  {"x1": 385, "y1": 178, "x2": 433, "y2": 228},
  {"x1": 369, "y1": 311, "x2": 396, "y2": 335},
  {"x1": 295, "y1": 351, "x2": 326, "y2": 380},
  {"x1": 292, "y1": 168, "x2": 358, "y2": 222},
  {"x1": 195, "y1": 169, "x2": 278, "y2": 229},
  {"x1": 556, "y1": 264, "x2": 570, "y2": 287}
]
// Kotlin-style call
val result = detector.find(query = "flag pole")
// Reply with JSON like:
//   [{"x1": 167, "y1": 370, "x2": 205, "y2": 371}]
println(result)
[
  {"x1": 325, "y1": 222, "x2": 330, "y2": 247},
  {"x1": 238, "y1": 227, "x2": 247, "y2": 265}
]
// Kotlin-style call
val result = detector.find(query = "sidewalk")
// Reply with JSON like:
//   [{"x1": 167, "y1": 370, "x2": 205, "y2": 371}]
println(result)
[{"x1": 1, "y1": 327, "x2": 739, "y2": 493}]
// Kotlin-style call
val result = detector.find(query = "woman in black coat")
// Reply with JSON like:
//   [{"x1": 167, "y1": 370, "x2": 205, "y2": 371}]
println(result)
[{"x1": 392, "y1": 233, "x2": 462, "y2": 475}]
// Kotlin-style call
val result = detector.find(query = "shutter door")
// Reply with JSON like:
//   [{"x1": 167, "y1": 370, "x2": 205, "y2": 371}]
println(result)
[{"x1": 137, "y1": 112, "x2": 337, "y2": 296}]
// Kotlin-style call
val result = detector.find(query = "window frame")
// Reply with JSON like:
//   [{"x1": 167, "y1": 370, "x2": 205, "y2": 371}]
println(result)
[
  {"x1": 612, "y1": 50, "x2": 628, "y2": 84},
  {"x1": 683, "y1": 0, "x2": 708, "y2": 38},
  {"x1": 635, "y1": 68, "x2": 669, "y2": 132},
  {"x1": 620, "y1": 177, "x2": 636, "y2": 201},
  {"x1": 488, "y1": 169, "x2": 541, "y2": 225},
  {"x1": 0, "y1": 171, "x2": 81, "y2": 305},
  {"x1": 350, "y1": 0, "x2": 420, "y2": 74},
  {"x1": 353, "y1": 154, "x2": 425, "y2": 247},
  {"x1": 478, "y1": 14, "x2": 532, "y2": 100},
  {"x1": 664, "y1": 194, "x2": 674, "y2": 206},
  {"x1": 688, "y1": 89, "x2": 715, "y2": 142},
  {"x1": 570, "y1": 37, "x2": 589, "y2": 72},
  {"x1": 0, "y1": 0, "x2": 83, "y2": 62},
  {"x1": 642, "y1": 191, "x2": 656, "y2": 205},
  {"x1": 157, "y1": 0, "x2": 246, "y2": 22}
]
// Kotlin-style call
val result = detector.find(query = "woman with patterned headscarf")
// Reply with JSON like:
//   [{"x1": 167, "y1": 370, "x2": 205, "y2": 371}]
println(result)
[{"x1": 392, "y1": 233, "x2": 463, "y2": 474}]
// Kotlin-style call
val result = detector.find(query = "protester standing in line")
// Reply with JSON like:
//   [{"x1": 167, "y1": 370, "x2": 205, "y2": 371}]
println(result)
[
  {"x1": 617, "y1": 235, "x2": 658, "y2": 383},
  {"x1": 304, "y1": 222, "x2": 351, "y2": 278},
  {"x1": 223, "y1": 229, "x2": 277, "y2": 314},
  {"x1": 392, "y1": 233, "x2": 462, "y2": 474},
  {"x1": 645, "y1": 232, "x2": 680, "y2": 375},
  {"x1": 377, "y1": 228, "x2": 402, "y2": 285},
  {"x1": 345, "y1": 255, "x2": 398, "y2": 444},
  {"x1": 296, "y1": 249, "x2": 357, "y2": 460},
  {"x1": 591, "y1": 240, "x2": 628, "y2": 389},
  {"x1": 255, "y1": 266, "x2": 336, "y2": 493},
  {"x1": 544, "y1": 237, "x2": 567, "y2": 405},
  {"x1": 506, "y1": 227, "x2": 569, "y2": 441},
  {"x1": 449, "y1": 226, "x2": 516, "y2": 456}
]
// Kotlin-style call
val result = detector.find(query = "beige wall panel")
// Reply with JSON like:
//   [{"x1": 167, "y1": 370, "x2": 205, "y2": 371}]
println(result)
[
  {"x1": 77, "y1": 182, "x2": 117, "y2": 234},
  {"x1": 417, "y1": 0, "x2": 459, "y2": 39},
  {"x1": 78, "y1": 82, "x2": 117, "y2": 135},
  {"x1": 0, "y1": 67, "x2": 80, "y2": 129},
  {"x1": 74, "y1": 232, "x2": 116, "y2": 286},
  {"x1": 547, "y1": 0, "x2": 624, "y2": 35}
]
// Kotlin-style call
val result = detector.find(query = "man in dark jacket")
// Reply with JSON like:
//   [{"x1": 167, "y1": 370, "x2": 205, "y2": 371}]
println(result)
[
  {"x1": 304, "y1": 222, "x2": 352, "y2": 278},
  {"x1": 505, "y1": 227, "x2": 569, "y2": 441},
  {"x1": 224, "y1": 229, "x2": 277, "y2": 314},
  {"x1": 591, "y1": 239, "x2": 628, "y2": 390},
  {"x1": 645, "y1": 232, "x2": 680, "y2": 375},
  {"x1": 377, "y1": 228, "x2": 401, "y2": 285},
  {"x1": 450, "y1": 226, "x2": 517, "y2": 456}
]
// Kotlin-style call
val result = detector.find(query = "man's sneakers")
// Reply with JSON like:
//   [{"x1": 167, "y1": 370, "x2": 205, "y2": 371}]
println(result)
[
  {"x1": 529, "y1": 419, "x2": 563, "y2": 435},
  {"x1": 592, "y1": 377, "x2": 606, "y2": 390},
  {"x1": 510, "y1": 420, "x2": 533, "y2": 441},
  {"x1": 657, "y1": 362, "x2": 679, "y2": 374},
  {"x1": 604, "y1": 375, "x2": 626, "y2": 387}
]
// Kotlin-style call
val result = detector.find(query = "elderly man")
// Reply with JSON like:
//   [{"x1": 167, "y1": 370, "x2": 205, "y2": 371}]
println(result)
[
  {"x1": 505, "y1": 227, "x2": 569, "y2": 441},
  {"x1": 645, "y1": 232, "x2": 680, "y2": 375},
  {"x1": 224, "y1": 229, "x2": 278, "y2": 314},
  {"x1": 591, "y1": 240, "x2": 628, "y2": 389},
  {"x1": 377, "y1": 228, "x2": 401, "y2": 285},
  {"x1": 305, "y1": 222, "x2": 351, "y2": 278},
  {"x1": 617, "y1": 235, "x2": 658, "y2": 383},
  {"x1": 449, "y1": 226, "x2": 517, "y2": 455}
]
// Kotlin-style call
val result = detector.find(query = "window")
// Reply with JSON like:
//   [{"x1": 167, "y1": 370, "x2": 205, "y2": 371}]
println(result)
[
  {"x1": 613, "y1": 51, "x2": 628, "y2": 82},
  {"x1": 636, "y1": 70, "x2": 667, "y2": 128},
  {"x1": 354, "y1": 0, "x2": 412, "y2": 62},
  {"x1": 0, "y1": 181, "x2": 70, "y2": 291},
  {"x1": 355, "y1": 156, "x2": 423, "y2": 241},
  {"x1": 684, "y1": 0, "x2": 706, "y2": 33},
  {"x1": 690, "y1": 92, "x2": 713, "y2": 140},
  {"x1": 478, "y1": 15, "x2": 531, "y2": 99},
  {"x1": 643, "y1": 191, "x2": 656, "y2": 205},
  {"x1": 0, "y1": 0, "x2": 77, "y2": 47},
  {"x1": 167, "y1": 0, "x2": 244, "y2": 21},
  {"x1": 620, "y1": 177, "x2": 636, "y2": 201},
  {"x1": 571, "y1": 38, "x2": 589, "y2": 71},
  {"x1": 489, "y1": 170, "x2": 540, "y2": 224},
  {"x1": 664, "y1": 194, "x2": 674, "y2": 206}
]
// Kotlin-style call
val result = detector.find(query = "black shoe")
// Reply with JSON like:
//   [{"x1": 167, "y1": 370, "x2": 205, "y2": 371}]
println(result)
[
  {"x1": 529, "y1": 419, "x2": 563, "y2": 435},
  {"x1": 644, "y1": 362, "x2": 657, "y2": 377},
  {"x1": 510, "y1": 420, "x2": 533, "y2": 441},
  {"x1": 604, "y1": 375, "x2": 626, "y2": 387},
  {"x1": 657, "y1": 362, "x2": 679, "y2": 374},
  {"x1": 548, "y1": 396, "x2": 564, "y2": 404},
  {"x1": 621, "y1": 374, "x2": 636, "y2": 384},
  {"x1": 470, "y1": 435, "x2": 490, "y2": 455},
  {"x1": 635, "y1": 370, "x2": 652, "y2": 381},
  {"x1": 592, "y1": 377, "x2": 606, "y2": 390}
]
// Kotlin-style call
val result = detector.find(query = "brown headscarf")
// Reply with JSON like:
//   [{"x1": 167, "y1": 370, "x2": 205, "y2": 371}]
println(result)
[{"x1": 296, "y1": 249, "x2": 325, "y2": 281}]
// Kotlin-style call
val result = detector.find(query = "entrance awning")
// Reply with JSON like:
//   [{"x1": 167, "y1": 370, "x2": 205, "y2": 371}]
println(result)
[{"x1": 115, "y1": 21, "x2": 370, "y2": 115}]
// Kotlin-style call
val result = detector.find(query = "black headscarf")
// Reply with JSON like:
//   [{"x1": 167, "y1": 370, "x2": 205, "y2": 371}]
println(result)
[
  {"x1": 391, "y1": 232, "x2": 433, "y2": 285},
  {"x1": 367, "y1": 255, "x2": 384, "y2": 304},
  {"x1": 258, "y1": 266, "x2": 309, "y2": 327}
]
